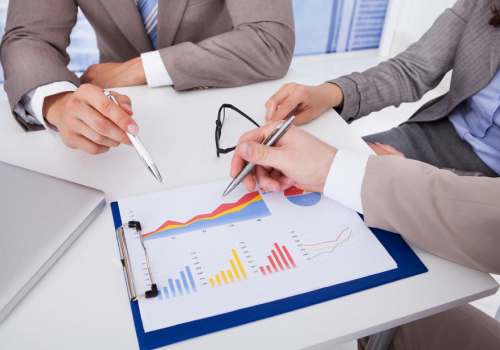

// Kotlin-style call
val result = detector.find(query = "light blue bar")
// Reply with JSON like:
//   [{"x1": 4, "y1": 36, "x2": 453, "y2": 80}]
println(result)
[
  {"x1": 180, "y1": 271, "x2": 190, "y2": 294},
  {"x1": 185, "y1": 266, "x2": 197, "y2": 293},
  {"x1": 157, "y1": 289, "x2": 163, "y2": 301},
  {"x1": 163, "y1": 287, "x2": 170, "y2": 299},
  {"x1": 175, "y1": 279, "x2": 184, "y2": 296},
  {"x1": 168, "y1": 278, "x2": 177, "y2": 298}
]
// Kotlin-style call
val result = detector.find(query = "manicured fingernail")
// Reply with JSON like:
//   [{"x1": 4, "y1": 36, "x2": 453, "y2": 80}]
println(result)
[
  {"x1": 122, "y1": 103, "x2": 133, "y2": 114},
  {"x1": 240, "y1": 141, "x2": 252, "y2": 158},
  {"x1": 287, "y1": 178, "x2": 295, "y2": 186},
  {"x1": 266, "y1": 119, "x2": 272, "y2": 124},
  {"x1": 127, "y1": 124, "x2": 138, "y2": 135},
  {"x1": 268, "y1": 184, "x2": 277, "y2": 192}
]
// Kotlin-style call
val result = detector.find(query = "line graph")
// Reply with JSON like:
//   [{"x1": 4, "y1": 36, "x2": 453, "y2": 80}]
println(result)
[
  {"x1": 143, "y1": 191, "x2": 271, "y2": 240},
  {"x1": 304, "y1": 227, "x2": 350, "y2": 247},
  {"x1": 307, "y1": 231, "x2": 354, "y2": 259}
]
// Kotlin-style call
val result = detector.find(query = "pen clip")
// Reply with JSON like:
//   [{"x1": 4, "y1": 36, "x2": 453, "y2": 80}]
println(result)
[{"x1": 262, "y1": 120, "x2": 287, "y2": 144}]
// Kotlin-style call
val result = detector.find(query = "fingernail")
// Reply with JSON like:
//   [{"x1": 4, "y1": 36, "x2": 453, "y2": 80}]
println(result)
[
  {"x1": 122, "y1": 103, "x2": 133, "y2": 114},
  {"x1": 266, "y1": 119, "x2": 272, "y2": 125},
  {"x1": 127, "y1": 124, "x2": 138, "y2": 135},
  {"x1": 267, "y1": 184, "x2": 277, "y2": 192},
  {"x1": 287, "y1": 178, "x2": 295, "y2": 186},
  {"x1": 240, "y1": 141, "x2": 252, "y2": 158}
]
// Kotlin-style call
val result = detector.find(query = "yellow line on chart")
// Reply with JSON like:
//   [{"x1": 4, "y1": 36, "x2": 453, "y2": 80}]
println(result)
[{"x1": 305, "y1": 234, "x2": 356, "y2": 251}]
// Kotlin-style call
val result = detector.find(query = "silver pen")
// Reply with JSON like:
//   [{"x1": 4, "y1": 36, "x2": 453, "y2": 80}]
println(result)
[
  {"x1": 222, "y1": 115, "x2": 296, "y2": 197},
  {"x1": 104, "y1": 91, "x2": 163, "y2": 184}
]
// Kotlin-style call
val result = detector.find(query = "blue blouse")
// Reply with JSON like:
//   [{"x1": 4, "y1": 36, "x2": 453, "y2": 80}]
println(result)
[{"x1": 449, "y1": 70, "x2": 500, "y2": 175}]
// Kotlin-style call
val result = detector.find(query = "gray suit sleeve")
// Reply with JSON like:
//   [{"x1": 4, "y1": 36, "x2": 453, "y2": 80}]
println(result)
[
  {"x1": 328, "y1": 0, "x2": 476, "y2": 122},
  {"x1": 0, "y1": 0, "x2": 81, "y2": 130},
  {"x1": 159, "y1": 0, "x2": 295, "y2": 90},
  {"x1": 362, "y1": 155, "x2": 500, "y2": 275}
]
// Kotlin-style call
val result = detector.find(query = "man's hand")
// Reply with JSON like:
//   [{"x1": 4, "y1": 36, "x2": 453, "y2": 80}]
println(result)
[
  {"x1": 265, "y1": 83, "x2": 344, "y2": 125},
  {"x1": 367, "y1": 142, "x2": 406, "y2": 158},
  {"x1": 80, "y1": 57, "x2": 147, "y2": 89},
  {"x1": 230, "y1": 122, "x2": 337, "y2": 194},
  {"x1": 43, "y1": 84, "x2": 138, "y2": 155}
]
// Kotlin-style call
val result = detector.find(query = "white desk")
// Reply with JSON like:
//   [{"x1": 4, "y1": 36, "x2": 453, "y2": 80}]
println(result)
[{"x1": 0, "y1": 65, "x2": 498, "y2": 350}]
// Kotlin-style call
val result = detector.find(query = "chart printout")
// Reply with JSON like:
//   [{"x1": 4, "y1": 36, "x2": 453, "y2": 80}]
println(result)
[{"x1": 117, "y1": 180, "x2": 397, "y2": 332}]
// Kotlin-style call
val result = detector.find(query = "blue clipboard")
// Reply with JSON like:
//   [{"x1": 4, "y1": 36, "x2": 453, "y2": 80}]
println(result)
[{"x1": 111, "y1": 201, "x2": 427, "y2": 350}]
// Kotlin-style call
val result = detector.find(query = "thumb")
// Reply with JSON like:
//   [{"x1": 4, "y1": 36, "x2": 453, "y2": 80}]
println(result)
[{"x1": 238, "y1": 140, "x2": 281, "y2": 168}]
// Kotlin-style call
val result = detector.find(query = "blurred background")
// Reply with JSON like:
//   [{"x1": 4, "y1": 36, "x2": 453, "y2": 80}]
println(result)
[{"x1": 0, "y1": 0, "x2": 452, "y2": 83}]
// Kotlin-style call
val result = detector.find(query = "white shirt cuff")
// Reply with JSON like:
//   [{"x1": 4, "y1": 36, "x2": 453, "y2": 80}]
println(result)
[
  {"x1": 323, "y1": 149, "x2": 370, "y2": 214},
  {"x1": 141, "y1": 51, "x2": 173, "y2": 88},
  {"x1": 31, "y1": 82, "x2": 78, "y2": 136}
]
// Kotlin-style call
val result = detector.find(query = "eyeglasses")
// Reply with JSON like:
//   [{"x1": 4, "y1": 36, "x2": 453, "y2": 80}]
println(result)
[{"x1": 215, "y1": 104, "x2": 260, "y2": 157}]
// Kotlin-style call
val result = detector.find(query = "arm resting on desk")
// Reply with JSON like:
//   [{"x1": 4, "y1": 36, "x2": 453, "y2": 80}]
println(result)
[
  {"x1": 159, "y1": 0, "x2": 295, "y2": 90},
  {"x1": 362, "y1": 155, "x2": 500, "y2": 275},
  {"x1": 328, "y1": 0, "x2": 475, "y2": 122}
]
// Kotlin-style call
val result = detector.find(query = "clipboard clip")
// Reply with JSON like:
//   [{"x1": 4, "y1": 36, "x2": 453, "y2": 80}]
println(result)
[{"x1": 116, "y1": 221, "x2": 158, "y2": 302}]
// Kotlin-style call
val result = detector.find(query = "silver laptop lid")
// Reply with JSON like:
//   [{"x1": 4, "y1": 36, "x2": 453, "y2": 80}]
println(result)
[{"x1": 0, "y1": 162, "x2": 105, "y2": 322}]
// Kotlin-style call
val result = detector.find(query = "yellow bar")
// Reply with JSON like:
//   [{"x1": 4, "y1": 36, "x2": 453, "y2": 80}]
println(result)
[
  {"x1": 232, "y1": 249, "x2": 248, "y2": 280},
  {"x1": 215, "y1": 274, "x2": 223, "y2": 286},
  {"x1": 209, "y1": 278, "x2": 216, "y2": 288},
  {"x1": 220, "y1": 271, "x2": 229, "y2": 284},
  {"x1": 230, "y1": 260, "x2": 241, "y2": 281},
  {"x1": 227, "y1": 270, "x2": 235, "y2": 283}
]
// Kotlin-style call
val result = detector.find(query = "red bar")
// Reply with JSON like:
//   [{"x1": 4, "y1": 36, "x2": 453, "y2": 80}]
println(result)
[
  {"x1": 268, "y1": 255, "x2": 279, "y2": 273},
  {"x1": 271, "y1": 250, "x2": 284, "y2": 271},
  {"x1": 259, "y1": 266, "x2": 267, "y2": 276},
  {"x1": 266, "y1": 266, "x2": 273, "y2": 274},
  {"x1": 282, "y1": 245, "x2": 297, "y2": 268},
  {"x1": 274, "y1": 243, "x2": 290, "y2": 269}
]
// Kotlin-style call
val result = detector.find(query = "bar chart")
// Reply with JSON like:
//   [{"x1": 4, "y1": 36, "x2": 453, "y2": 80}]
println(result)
[
  {"x1": 259, "y1": 243, "x2": 297, "y2": 276},
  {"x1": 209, "y1": 249, "x2": 248, "y2": 288},
  {"x1": 157, "y1": 266, "x2": 198, "y2": 301}
]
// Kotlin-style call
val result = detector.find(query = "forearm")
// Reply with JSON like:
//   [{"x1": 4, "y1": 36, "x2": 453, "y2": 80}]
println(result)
[
  {"x1": 0, "y1": 0, "x2": 80, "y2": 111},
  {"x1": 362, "y1": 155, "x2": 500, "y2": 275},
  {"x1": 159, "y1": 3, "x2": 294, "y2": 90},
  {"x1": 329, "y1": 0, "x2": 475, "y2": 122}
]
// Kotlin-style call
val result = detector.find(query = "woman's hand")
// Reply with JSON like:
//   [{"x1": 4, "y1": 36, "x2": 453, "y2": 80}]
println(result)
[
  {"x1": 230, "y1": 122, "x2": 338, "y2": 194},
  {"x1": 265, "y1": 82, "x2": 344, "y2": 125}
]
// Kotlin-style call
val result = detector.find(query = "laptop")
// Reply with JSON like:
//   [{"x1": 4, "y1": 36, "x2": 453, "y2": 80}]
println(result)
[{"x1": 0, "y1": 161, "x2": 106, "y2": 323}]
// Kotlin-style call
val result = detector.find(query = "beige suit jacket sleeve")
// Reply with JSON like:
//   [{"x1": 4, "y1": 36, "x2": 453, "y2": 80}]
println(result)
[
  {"x1": 328, "y1": 0, "x2": 475, "y2": 122},
  {"x1": 362, "y1": 155, "x2": 500, "y2": 275},
  {"x1": 159, "y1": 0, "x2": 295, "y2": 90}
]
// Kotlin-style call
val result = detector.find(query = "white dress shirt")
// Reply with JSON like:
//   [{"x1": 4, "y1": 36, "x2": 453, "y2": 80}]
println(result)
[{"x1": 16, "y1": 51, "x2": 171, "y2": 129}]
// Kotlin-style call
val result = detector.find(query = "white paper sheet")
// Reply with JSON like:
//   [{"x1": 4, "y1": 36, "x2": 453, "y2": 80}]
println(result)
[{"x1": 117, "y1": 180, "x2": 397, "y2": 332}]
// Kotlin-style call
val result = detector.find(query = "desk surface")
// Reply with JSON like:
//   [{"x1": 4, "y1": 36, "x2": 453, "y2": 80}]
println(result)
[{"x1": 0, "y1": 54, "x2": 498, "y2": 350}]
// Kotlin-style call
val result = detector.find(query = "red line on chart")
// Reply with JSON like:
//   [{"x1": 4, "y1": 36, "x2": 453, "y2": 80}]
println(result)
[{"x1": 303, "y1": 227, "x2": 349, "y2": 246}]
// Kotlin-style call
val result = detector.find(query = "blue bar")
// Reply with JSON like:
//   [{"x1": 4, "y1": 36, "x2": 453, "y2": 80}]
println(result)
[
  {"x1": 180, "y1": 271, "x2": 190, "y2": 294},
  {"x1": 185, "y1": 266, "x2": 197, "y2": 293},
  {"x1": 157, "y1": 289, "x2": 163, "y2": 301},
  {"x1": 168, "y1": 279, "x2": 177, "y2": 298},
  {"x1": 163, "y1": 287, "x2": 170, "y2": 299},
  {"x1": 175, "y1": 279, "x2": 184, "y2": 296}
]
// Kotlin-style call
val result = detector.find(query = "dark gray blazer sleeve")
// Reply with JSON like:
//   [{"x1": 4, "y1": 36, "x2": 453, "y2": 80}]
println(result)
[
  {"x1": 160, "y1": 0, "x2": 295, "y2": 90},
  {"x1": 328, "y1": 0, "x2": 476, "y2": 122},
  {"x1": 0, "y1": 0, "x2": 81, "y2": 129}
]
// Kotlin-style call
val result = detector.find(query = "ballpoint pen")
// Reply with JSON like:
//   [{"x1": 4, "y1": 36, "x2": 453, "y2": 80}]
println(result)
[
  {"x1": 222, "y1": 115, "x2": 296, "y2": 197},
  {"x1": 104, "y1": 91, "x2": 163, "y2": 184}
]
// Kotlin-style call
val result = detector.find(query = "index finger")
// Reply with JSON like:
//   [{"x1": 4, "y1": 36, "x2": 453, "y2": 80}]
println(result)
[
  {"x1": 230, "y1": 122, "x2": 283, "y2": 178},
  {"x1": 81, "y1": 84, "x2": 139, "y2": 135}
]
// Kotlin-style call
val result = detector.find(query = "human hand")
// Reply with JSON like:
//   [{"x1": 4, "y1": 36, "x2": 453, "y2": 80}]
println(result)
[
  {"x1": 367, "y1": 142, "x2": 406, "y2": 158},
  {"x1": 230, "y1": 122, "x2": 337, "y2": 194},
  {"x1": 80, "y1": 57, "x2": 147, "y2": 89},
  {"x1": 43, "y1": 84, "x2": 138, "y2": 155},
  {"x1": 265, "y1": 83, "x2": 344, "y2": 125}
]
